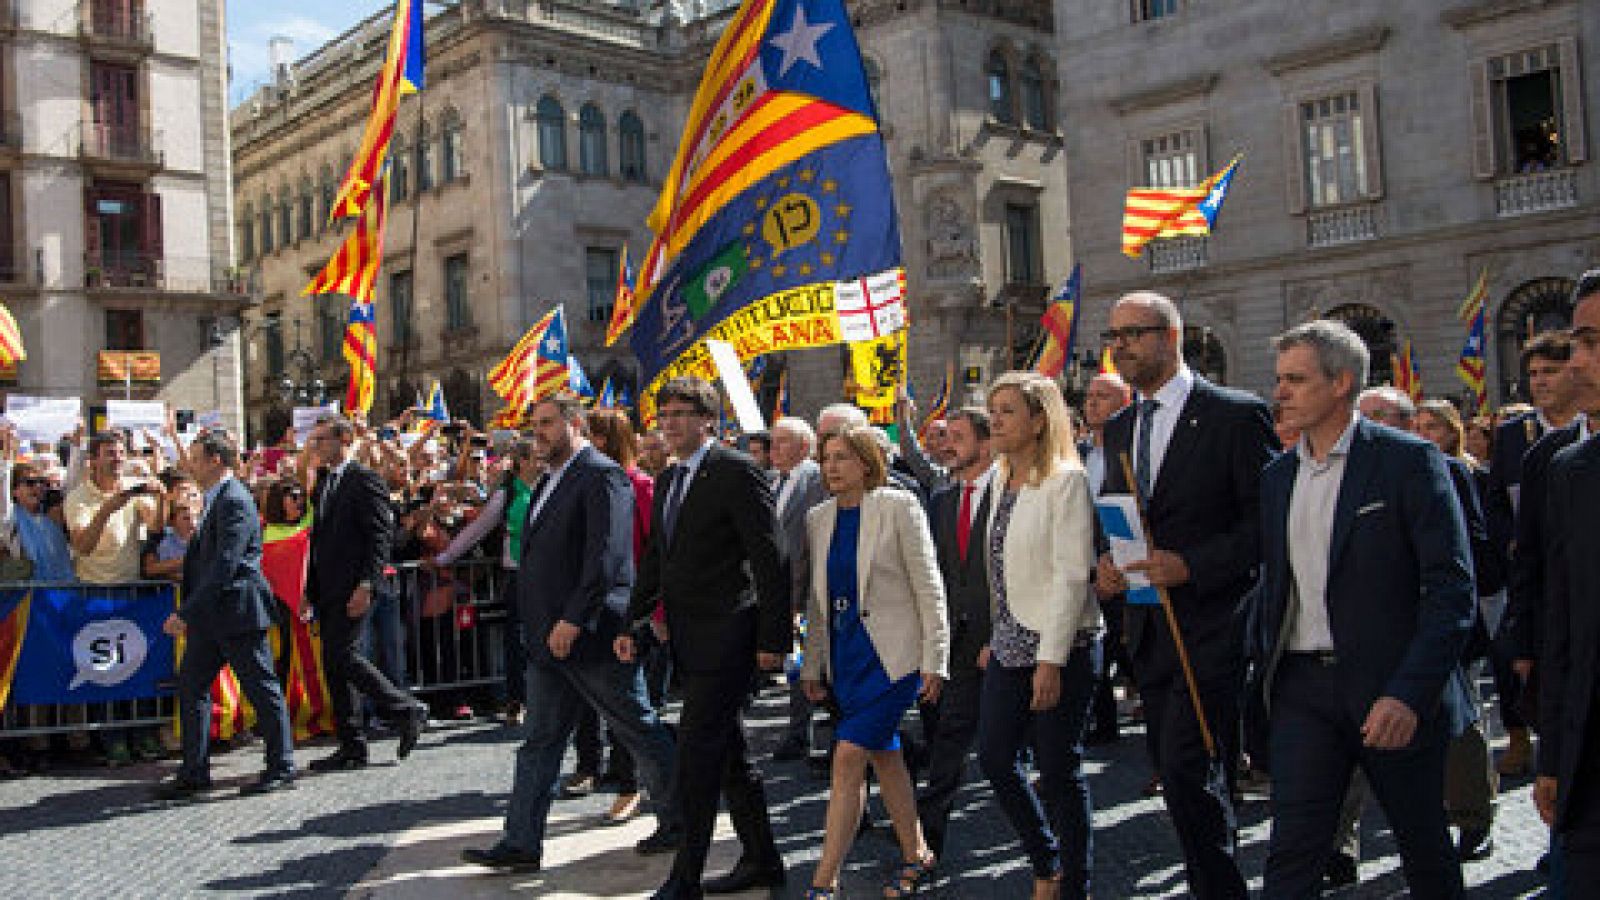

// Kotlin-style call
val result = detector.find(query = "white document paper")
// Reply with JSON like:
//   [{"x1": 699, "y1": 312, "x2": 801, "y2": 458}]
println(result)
[
  {"x1": 4, "y1": 396, "x2": 81, "y2": 445},
  {"x1": 1094, "y1": 495, "x2": 1161, "y2": 606}
]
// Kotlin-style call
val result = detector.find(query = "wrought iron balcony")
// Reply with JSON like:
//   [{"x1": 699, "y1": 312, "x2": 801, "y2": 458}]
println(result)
[
  {"x1": 1147, "y1": 236, "x2": 1208, "y2": 275},
  {"x1": 79, "y1": 122, "x2": 162, "y2": 168},
  {"x1": 1495, "y1": 168, "x2": 1579, "y2": 218},
  {"x1": 1307, "y1": 203, "x2": 1381, "y2": 248}
]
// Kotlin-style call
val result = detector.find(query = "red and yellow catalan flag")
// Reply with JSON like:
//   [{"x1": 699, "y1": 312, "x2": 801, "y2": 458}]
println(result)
[
  {"x1": 1121, "y1": 156, "x2": 1241, "y2": 258},
  {"x1": 342, "y1": 300, "x2": 378, "y2": 416},
  {"x1": 303, "y1": 169, "x2": 391, "y2": 302},
  {"x1": 488, "y1": 305, "x2": 570, "y2": 411},
  {"x1": 0, "y1": 302, "x2": 25, "y2": 367},
  {"x1": 1034, "y1": 263, "x2": 1082, "y2": 379},
  {"x1": 1393, "y1": 339, "x2": 1423, "y2": 402},
  {"x1": 328, "y1": 0, "x2": 425, "y2": 221},
  {"x1": 0, "y1": 590, "x2": 31, "y2": 711},
  {"x1": 603, "y1": 246, "x2": 637, "y2": 347}
]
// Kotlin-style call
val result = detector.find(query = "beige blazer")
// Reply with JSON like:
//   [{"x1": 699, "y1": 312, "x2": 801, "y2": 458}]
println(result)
[
  {"x1": 987, "y1": 463, "x2": 1100, "y2": 664},
  {"x1": 800, "y1": 487, "x2": 950, "y2": 683}
]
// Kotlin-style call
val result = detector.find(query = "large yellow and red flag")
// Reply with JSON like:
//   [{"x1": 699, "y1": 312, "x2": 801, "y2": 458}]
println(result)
[
  {"x1": 487, "y1": 305, "x2": 571, "y2": 411},
  {"x1": 303, "y1": 169, "x2": 391, "y2": 302},
  {"x1": 327, "y1": 0, "x2": 425, "y2": 221},
  {"x1": 341, "y1": 300, "x2": 378, "y2": 416},
  {"x1": 1121, "y1": 155, "x2": 1241, "y2": 258},
  {"x1": 603, "y1": 246, "x2": 637, "y2": 347},
  {"x1": 0, "y1": 302, "x2": 25, "y2": 367},
  {"x1": 1034, "y1": 263, "x2": 1082, "y2": 379}
]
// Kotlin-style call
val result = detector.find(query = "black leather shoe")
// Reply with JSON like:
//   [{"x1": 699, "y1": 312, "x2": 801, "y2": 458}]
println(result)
[
  {"x1": 649, "y1": 875, "x2": 704, "y2": 900},
  {"x1": 240, "y1": 771, "x2": 296, "y2": 796},
  {"x1": 1322, "y1": 851, "x2": 1358, "y2": 889},
  {"x1": 396, "y1": 706, "x2": 428, "y2": 760},
  {"x1": 308, "y1": 748, "x2": 369, "y2": 772},
  {"x1": 704, "y1": 858, "x2": 786, "y2": 894},
  {"x1": 1458, "y1": 826, "x2": 1494, "y2": 862},
  {"x1": 461, "y1": 843, "x2": 542, "y2": 873},
  {"x1": 152, "y1": 776, "x2": 213, "y2": 801},
  {"x1": 635, "y1": 825, "x2": 683, "y2": 855}
]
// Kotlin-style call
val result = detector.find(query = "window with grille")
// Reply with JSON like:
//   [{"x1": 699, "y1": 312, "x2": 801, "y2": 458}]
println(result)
[
  {"x1": 619, "y1": 111, "x2": 647, "y2": 182},
  {"x1": 537, "y1": 96, "x2": 567, "y2": 170},
  {"x1": 1302, "y1": 92, "x2": 1371, "y2": 207},
  {"x1": 987, "y1": 51, "x2": 1015, "y2": 124},
  {"x1": 586, "y1": 246, "x2": 618, "y2": 323},
  {"x1": 579, "y1": 104, "x2": 608, "y2": 176},
  {"x1": 1141, "y1": 130, "x2": 1201, "y2": 187},
  {"x1": 1132, "y1": 0, "x2": 1181, "y2": 23},
  {"x1": 1003, "y1": 202, "x2": 1040, "y2": 286}
]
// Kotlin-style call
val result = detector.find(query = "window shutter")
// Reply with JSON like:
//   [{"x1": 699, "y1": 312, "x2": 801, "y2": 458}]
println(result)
[
  {"x1": 141, "y1": 191, "x2": 163, "y2": 267},
  {"x1": 1359, "y1": 83, "x2": 1384, "y2": 200},
  {"x1": 1557, "y1": 36, "x2": 1587, "y2": 164},
  {"x1": 1469, "y1": 61, "x2": 1497, "y2": 179},
  {"x1": 1283, "y1": 104, "x2": 1306, "y2": 214},
  {"x1": 83, "y1": 190, "x2": 103, "y2": 273}
]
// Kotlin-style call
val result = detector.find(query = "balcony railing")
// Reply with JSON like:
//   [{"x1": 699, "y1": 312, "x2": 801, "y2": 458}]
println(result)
[
  {"x1": 80, "y1": 122, "x2": 162, "y2": 167},
  {"x1": 1147, "y1": 236, "x2": 1208, "y2": 274},
  {"x1": 1496, "y1": 168, "x2": 1579, "y2": 218},
  {"x1": 84, "y1": 254, "x2": 251, "y2": 296},
  {"x1": 1307, "y1": 203, "x2": 1381, "y2": 248},
  {"x1": 79, "y1": 1, "x2": 153, "y2": 51},
  {"x1": 96, "y1": 350, "x2": 161, "y2": 385}
]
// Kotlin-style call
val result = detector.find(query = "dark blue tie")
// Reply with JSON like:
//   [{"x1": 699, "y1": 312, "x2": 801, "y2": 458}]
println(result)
[
  {"x1": 1134, "y1": 398, "x2": 1159, "y2": 501},
  {"x1": 663, "y1": 465, "x2": 688, "y2": 541}
]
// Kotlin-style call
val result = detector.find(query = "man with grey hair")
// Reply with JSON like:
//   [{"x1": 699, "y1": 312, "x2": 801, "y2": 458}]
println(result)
[
  {"x1": 768, "y1": 416, "x2": 829, "y2": 761},
  {"x1": 1252, "y1": 318, "x2": 1474, "y2": 898},
  {"x1": 1358, "y1": 386, "x2": 1416, "y2": 430},
  {"x1": 816, "y1": 402, "x2": 869, "y2": 438},
  {"x1": 1096, "y1": 291, "x2": 1277, "y2": 899}
]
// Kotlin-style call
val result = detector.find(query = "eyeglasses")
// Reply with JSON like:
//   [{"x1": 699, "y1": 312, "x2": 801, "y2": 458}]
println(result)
[{"x1": 1100, "y1": 324, "x2": 1167, "y2": 345}]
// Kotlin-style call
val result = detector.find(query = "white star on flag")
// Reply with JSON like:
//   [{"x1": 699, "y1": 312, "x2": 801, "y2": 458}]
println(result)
[
  {"x1": 544, "y1": 335, "x2": 562, "y2": 354},
  {"x1": 769, "y1": 5, "x2": 835, "y2": 78}
]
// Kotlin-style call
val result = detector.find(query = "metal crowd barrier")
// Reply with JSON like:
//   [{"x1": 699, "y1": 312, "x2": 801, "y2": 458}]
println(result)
[
  {"x1": 0, "y1": 580, "x2": 178, "y2": 738},
  {"x1": 388, "y1": 558, "x2": 511, "y2": 697}
]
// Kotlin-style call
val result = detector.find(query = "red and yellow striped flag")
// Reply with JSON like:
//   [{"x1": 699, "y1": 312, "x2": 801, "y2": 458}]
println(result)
[
  {"x1": 603, "y1": 246, "x2": 637, "y2": 347},
  {"x1": 0, "y1": 302, "x2": 25, "y2": 367},
  {"x1": 303, "y1": 169, "x2": 391, "y2": 302},
  {"x1": 342, "y1": 300, "x2": 378, "y2": 416},
  {"x1": 1121, "y1": 156, "x2": 1241, "y2": 258},
  {"x1": 487, "y1": 305, "x2": 570, "y2": 411},
  {"x1": 328, "y1": 0, "x2": 425, "y2": 221}
]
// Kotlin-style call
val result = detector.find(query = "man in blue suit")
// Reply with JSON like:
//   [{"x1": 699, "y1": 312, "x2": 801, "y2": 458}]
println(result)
[
  {"x1": 462, "y1": 393, "x2": 680, "y2": 873},
  {"x1": 1253, "y1": 319, "x2": 1476, "y2": 898},
  {"x1": 156, "y1": 432, "x2": 295, "y2": 799}
]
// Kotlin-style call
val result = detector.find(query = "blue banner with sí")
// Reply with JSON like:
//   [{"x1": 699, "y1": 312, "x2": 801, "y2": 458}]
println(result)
[{"x1": 1, "y1": 582, "x2": 176, "y2": 708}]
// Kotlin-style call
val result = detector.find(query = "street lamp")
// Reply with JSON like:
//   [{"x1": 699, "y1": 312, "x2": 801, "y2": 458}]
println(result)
[{"x1": 257, "y1": 316, "x2": 327, "y2": 407}]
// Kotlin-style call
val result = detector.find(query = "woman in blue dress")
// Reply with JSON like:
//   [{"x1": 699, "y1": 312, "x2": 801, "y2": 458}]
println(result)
[{"x1": 800, "y1": 425, "x2": 950, "y2": 898}]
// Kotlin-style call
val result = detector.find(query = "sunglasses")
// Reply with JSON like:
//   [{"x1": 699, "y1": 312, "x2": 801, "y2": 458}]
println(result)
[{"x1": 1100, "y1": 324, "x2": 1168, "y2": 344}]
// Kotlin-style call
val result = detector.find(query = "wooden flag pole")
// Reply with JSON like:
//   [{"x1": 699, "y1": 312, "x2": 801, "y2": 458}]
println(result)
[{"x1": 1118, "y1": 452, "x2": 1218, "y2": 759}]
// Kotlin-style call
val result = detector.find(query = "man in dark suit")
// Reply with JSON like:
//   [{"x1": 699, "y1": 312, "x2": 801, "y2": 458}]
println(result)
[
  {"x1": 617, "y1": 377, "x2": 789, "y2": 900},
  {"x1": 1536, "y1": 274, "x2": 1600, "y2": 891},
  {"x1": 461, "y1": 394, "x2": 680, "y2": 873},
  {"x1": 915, "y1": 405, "x2": 993, "y2": 859},
  {"x1": 1252, "y1": 320, "x2": 1475, "y2": 899},
  {"x1": 305, "y1": 416, "x2": 425, "y2": 771},
  {"x1": 156, "y1": 432, "x2": 295, "y2": 799},
  {"x1": 1095, "y1": 292, "x2": 1276, "y2": 899},
  {"x1": 768, "y1": 416, "x2": 828, "y2": 762}
]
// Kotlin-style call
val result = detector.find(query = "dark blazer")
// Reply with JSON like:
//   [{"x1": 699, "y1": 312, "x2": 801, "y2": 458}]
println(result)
[
  {"x1": 1444, "y1": 455, "x2": 1500, "y2": 659},
  {"x1": 1501, "y1": 422, "x2": 1584, "y2": 660},
  {"x1": 1483, "y1": 412, "x2": 1545, "y2": 557},
  {"x1": 927, "y1": 475, "x2": 993, "y2": 676},
  {"x1": 1537, "y1": 433, "x2": 1600, "y2": 826},
  {"x1": 307, "y1": 461, "x2": 394, "y2": 608},
  {"x1": 1101, "y1": 376, "x2": 1277, "y2": 674},
  {"x1": 178, "y1": 476, "x2": 276, "y2": 637},
  {"x1": 516, "y1": 445, "x2": 634, "y2": 663},
  {"x1": 629, "y1": 442, "x2": 789, "y2": 673},
  {"x1": 1251, "y1": 419, "x2": 1477, "y2": 737}
]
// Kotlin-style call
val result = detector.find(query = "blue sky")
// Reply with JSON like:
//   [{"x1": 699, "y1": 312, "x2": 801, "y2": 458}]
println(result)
[{"x1": 227, "y1": 1, "x2": 391, "y2": 104}]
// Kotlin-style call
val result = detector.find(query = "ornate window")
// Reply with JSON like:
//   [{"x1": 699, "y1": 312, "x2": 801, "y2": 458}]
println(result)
[
  {"x1": 1003, "y1": 201, "x2": 1040, "y2": 286},
  {"x1": 277, "y1": 187, "x2": 293, "y2": 247},
  {"x1": 319, "y1": 165, "x2": 336, "y2": 230},
  {"x1": 441, "y1": 113, "x2": 465, "y2": 182},
  {"x1": 444, "y1": 253, "x2": 471, "y2": 330},
  {"x1": 987, "y1": 50, "x2": 1015, "y2": 124},
  {"x1": 619, "y1": 111, "x2": 647, "y2": 182},
  {"x1": 239, "y1": 204, "x2": 255, "y2": 262},
  {"x1": 1497, "y1": 277, "x2": 1575, "y2": 400},
  {"x1": 579, "y1": 103, "x2": 608, "y2": 176},
  {"x1": 297, "y1": 178, "x2": 315, "y2": 241},
  {"x1": 1020, "y1": 57, "x2": 1049, "y2": 130},
  {"x1": 415, "y1": 123, "x2": 434, "y2": 191},
  {"x1": 258, "y1": 193, "x2": 274, "y2": 254},
  {"x1": 391, "y1": 134, "x2": 410, "y2": 201},
  {"x1": 585, "y1": 246, "x2": 618, "y2": 323},
  {"x1": 536, "y1": 96, "x2": 567, "y2": 170}
]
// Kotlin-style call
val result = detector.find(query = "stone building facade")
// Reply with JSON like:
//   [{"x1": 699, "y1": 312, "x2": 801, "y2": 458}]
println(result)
[
  {"x1": 231, "y1": 0, "x2": 1072, "y2": 436},
  {"x1": 1, "y1": 0, "x2": 246, "y2": 430},
  {"x1": 1057, "y1": 0, "x2": 1598, "y2": 406}
]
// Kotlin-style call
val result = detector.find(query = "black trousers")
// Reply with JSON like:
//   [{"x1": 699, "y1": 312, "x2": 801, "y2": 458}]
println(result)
[
  {"x1": 1137, "y1": 654, "x2": 1248, "y2": 900},
  {"x1": 317, "y1": 601, "x2": 417, "y2": 749},
  {"x1": 670, "y1": 666, "x2": 781, "y2": 886},
  {"x1": 176, "y1": 628, "x2": 293, "y2": 782},
  {"x1": 917, "y1": 668, "x2": 982, "y2": 857}
]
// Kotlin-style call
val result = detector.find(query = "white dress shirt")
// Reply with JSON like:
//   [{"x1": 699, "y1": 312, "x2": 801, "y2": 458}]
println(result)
[
  {"x1": 1084, "y1": 442, "x2": 1106, "y2": 497},
  {"x1": 1133, "y1": 365, "x2": 1195, "y2": 488},
  {"x1": 1287, "y1": 414, "x2": 1360, "y2": 653}
]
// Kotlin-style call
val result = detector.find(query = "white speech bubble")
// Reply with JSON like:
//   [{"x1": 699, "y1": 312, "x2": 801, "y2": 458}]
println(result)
[{"x1": 69, "y1": 618, "x2": 149, "y2": 690}]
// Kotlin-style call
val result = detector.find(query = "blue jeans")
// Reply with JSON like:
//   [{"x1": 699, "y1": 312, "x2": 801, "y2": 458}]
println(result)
[
  {"x1": 359, "y1": 582, "x2": 408, "y2": 691},
  {"x1": 502, "y1": 652, "x2": 680, "y2": 855},
  {"x1": 978, "y1": 637, "x2": 1101, "y2": 895}
]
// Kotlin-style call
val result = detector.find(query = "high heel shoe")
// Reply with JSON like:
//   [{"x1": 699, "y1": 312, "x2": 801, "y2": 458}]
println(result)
[{"x1": 883, "y1": 854, "x2": 936, "y2": 897}]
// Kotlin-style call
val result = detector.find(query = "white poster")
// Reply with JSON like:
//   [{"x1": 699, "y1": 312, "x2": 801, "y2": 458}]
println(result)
[
  {"x1": 292, "y1": 403, "x2": 339, "y2": 447},
  {"x1": 3, "y1": 396, "x2": 81, "y2": 445},
  {"x1": 706, "y1": 339, "x2": 766, "y2": 435}
]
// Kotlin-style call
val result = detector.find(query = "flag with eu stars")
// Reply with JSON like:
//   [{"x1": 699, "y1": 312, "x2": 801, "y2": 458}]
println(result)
[{"x1": 630, "y1": 0, "x2": 902, "y2": 389}]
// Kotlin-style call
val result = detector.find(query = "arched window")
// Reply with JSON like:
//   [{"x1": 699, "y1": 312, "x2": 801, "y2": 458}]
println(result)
[
  {"x1": 441, "y1": 114, "x2": 465, "y2": 182},
  {"x1": 863, "y1": 57, "x2": 884, "y2": 119},
  {"x1": 987, "y1": 49, "x2": 1015, "y2": 124},
  {"x1": 618, "y1": 111, "x2": 646, "y2": 182},
  {"x1": 415, "y1": 124, "x2": 434, "y2": 191},
  {"x1": 319, "y1": 165, "x2": 335, "y2": 230},
  {"x1": 277, "y1": 187, "x2": 293, "y2": 246},
  {"x1": 579, "y1": 103, "x2": 607, "y2": 176},
  {"x1": 239, "y1": 204, "x2": 255, "y2": 261},
  {"x1": 1497, "y1": 276, "x2": 1575, "y2": 401},
  {"x1": 1020, "y1": 56, "x2": 1049, "y2": 130},
  {"x1": 297, "y1": 177, "x2": 315, "y2": 240},
  {"x1": 1325, "y1": 303, "x2": 1397, "y2": 386},
  {"x1": 536, "y1": 96, "x2": 567, "y2": 170},
  {"x1": 390, "y1": 134, "x2": 410, "y2": 201},
  {"x1": 258, "y1": 194, "x2": 274, "y2": 253}
]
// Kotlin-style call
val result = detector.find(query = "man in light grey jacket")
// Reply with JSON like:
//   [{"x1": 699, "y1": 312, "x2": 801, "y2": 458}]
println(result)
[{"x1": 769, "y1": 416, "x2": 829, "y2": 761}]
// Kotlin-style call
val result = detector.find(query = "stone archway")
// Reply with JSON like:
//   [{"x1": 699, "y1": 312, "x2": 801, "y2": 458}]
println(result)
[
  {"x1": 1183, "y1": 326, "x2": 1227, "y2": 385},
  {"x1": 1496, "y1": 277, "x2": 1575, "y2": 401},
  {"x1": 1324, "y1": 302, "x2": 1397, "y2": 386}
]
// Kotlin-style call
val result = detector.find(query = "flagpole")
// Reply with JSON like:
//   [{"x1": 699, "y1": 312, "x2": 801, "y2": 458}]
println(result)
[{"x1": 398, "y1": 75, "x2": 427, "y2": 415}]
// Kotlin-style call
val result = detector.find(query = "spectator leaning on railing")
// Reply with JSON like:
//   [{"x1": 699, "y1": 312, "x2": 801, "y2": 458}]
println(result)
[{"x1": 0, "y1": 426, "x2": 75, "y2": 582}]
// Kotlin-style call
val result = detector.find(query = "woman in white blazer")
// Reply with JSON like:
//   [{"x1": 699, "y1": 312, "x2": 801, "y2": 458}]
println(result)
[
  {"x1": 978, "y1": 372, "x2": 1103, "y2": 900},
  {"x1": 800, "y1": 425, "x2": 949, "y2": 899}
]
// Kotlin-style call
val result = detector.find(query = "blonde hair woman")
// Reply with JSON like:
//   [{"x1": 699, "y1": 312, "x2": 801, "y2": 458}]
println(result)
[
  {"x1": 800, "y1": 425, "x2": 949, "y2": 898},
  {"x1": 979, "y1": 372, "x2": 1102, "y2": 900}
]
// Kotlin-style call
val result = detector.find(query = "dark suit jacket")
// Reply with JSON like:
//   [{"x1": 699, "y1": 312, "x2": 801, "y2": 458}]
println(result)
[
  {"x1": 1101, "y1": 376, "x2": 1277, "y2": 676},
  {"x1": 1444, "y1": 455, "x2": 1500, "y2": 659},
  {"x1": 516, "y1": 445, "x2": 634, "y2": 664},
  {"x1": 307, "y1": 461, "x2": 394, "y2": 609},
  {"x1": 179, "y1": 476, "x2": 276, "y2": 637},
  {"x1": 928, "y1": 476, "x2": 993, "y2": 676},
  {"x1": 629, "y1": 442, "x2": 788, "y2": 673},
  {"x1": 1251, "y1": 419, "x2": 1477, "y2": 737},
  {"x1": 1502, "y1": 422, "x2": 1583, "y2": 660},
  {"x1": 1537, "y1": 433, "x2": 1600, "y2": 826},
  {"x1": 1483, "y1": 412, "x2": 1546, "y2": 559}
]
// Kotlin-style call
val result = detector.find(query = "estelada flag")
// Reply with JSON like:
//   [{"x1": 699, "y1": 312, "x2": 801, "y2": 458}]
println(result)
[
  {"x1": 603, "y1": 246, "x2": 637, "y2": 347},
  {"x1": 1035, "y1": 263, "x2": 1082, "y2": 378},
  {"x1": 342, "y1": 300, "x2": 378, "y2": 416},
  {"x1": 487, "y1": 305, "x2": 570, "y2": 411},
  {"x1": 1122, "y1": 155, "x2": 1240, "y2": 258},
  {"x1": 328, "y1": 0, "x2": 424, "y2": 221}
]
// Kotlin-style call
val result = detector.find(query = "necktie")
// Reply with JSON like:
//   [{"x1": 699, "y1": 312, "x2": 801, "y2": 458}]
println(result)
[
  {"x1": 773, "y1": 471, "x2": 789, "y2": 514},
  {"x1": 956, "y1": 482, "x2": 975, "y2": 562},
  {"x1": 1134, "y1": 398, "x2": 1159, "y2": 501},
  {"x1": 663, "y1": 465, "x2": 689, "y2": 540},
  {"x1": 321, "y1": 468, "x2": 341, "y2": 512}
]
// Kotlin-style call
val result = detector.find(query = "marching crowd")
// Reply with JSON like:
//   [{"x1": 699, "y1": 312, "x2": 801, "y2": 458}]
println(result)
[{"x1": 0, "y1": 272, "x2": 1598, "y2": 899}]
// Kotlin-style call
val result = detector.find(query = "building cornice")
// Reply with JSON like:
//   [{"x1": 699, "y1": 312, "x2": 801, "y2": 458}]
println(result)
[
  {"x1": 1261, "y1": 26, "x2": 1390, "y2": 76},
  {"x1": 1108, "y1": 73, "x2": 1219, "y2": 116},
  {"x1": 1442, "y1": 0, "x2": 1572, "y2": 30}
]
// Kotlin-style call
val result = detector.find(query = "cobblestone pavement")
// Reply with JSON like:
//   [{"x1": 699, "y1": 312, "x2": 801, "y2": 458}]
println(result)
[{"x1": 0, "y1": 684, "x2": 1552, "y2": 898}]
